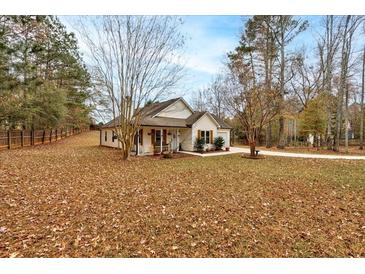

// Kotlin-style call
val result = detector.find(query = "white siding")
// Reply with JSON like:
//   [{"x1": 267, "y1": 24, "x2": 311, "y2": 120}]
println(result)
[
  {"x1": 156, "y1": 100, "x2": 193, "y2": 119},
  {"x1": 217, "y1": 129, "x2": 231, "y2": 148},
  {"x1": 100, "y1": 129, "x2": 120, "y2": 148},
  {"x1": 139, "y1": 127, "x2": 153, "y2": 154},
  {"x1": 192, "y1": 114, "x2": 218, "y2": 150},
  {"x1": 180, "y1": 128, "x2": 193, "y2": 151}
]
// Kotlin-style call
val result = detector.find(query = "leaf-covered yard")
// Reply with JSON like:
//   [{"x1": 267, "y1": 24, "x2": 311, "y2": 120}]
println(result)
[{"x1": 0, "y1": 131, "x2": 364, "y2": 257}]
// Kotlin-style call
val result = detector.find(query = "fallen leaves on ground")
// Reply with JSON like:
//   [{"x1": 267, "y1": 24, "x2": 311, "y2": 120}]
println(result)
[{"x1": 0, "y1": 131, "x2": 364, "y2": 257}]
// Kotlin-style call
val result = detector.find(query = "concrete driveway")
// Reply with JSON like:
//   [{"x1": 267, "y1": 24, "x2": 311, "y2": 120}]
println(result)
[{"x1": 181, "y1": 147, "x2": 365, "y2": 160}]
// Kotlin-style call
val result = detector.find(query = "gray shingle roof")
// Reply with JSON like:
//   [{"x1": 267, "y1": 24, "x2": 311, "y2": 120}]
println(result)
[
  {"x1": 102, "y1": 98, "x2": 232, "y2": 129},
  {"x1": 185, "y1": 111, "x2": 207, "y2": 126},
  {"x1": 211, "y1": 113, "x2": 232, "y2": 129}
]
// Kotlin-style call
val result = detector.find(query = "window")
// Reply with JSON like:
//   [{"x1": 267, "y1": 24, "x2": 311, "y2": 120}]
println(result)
[
  {"x1": 200, "y1": 130, "x2": 210, "y2": 144},
  {"x1": 105, "y1": 131, "x2": 107, "y2": 142},
  {"x1": 139, "y1": 129, "x2": 143, "y2": 145},
  {"x1": 155, "y1": 130, "x2": 161, "y2": 145}
]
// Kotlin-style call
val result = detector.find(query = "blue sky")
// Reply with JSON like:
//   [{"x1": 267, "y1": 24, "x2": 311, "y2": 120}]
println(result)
[
  {"x1": 60, "y1": 16, "x2": 323, "y2": 102},
  {"x1": 177, "y1": 16, "x2": 243, "y2": 99}
]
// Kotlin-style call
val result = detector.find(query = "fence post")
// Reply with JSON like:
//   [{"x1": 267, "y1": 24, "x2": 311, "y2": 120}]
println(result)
[
  {"x1": 7, "y1": 130, "x2": 11, "y2": 149},
  {"x1": 21, "y1": 130, "x2": 24, "y2": 147},
  {"x1": 42, "y1": 130, "x2": 45, "y2": 144},
  {"x1": 50, "y1": 129, "x2": 52, "y2": 143},
  {"x1": 31, "y1": 129, "x2": 34, "y2": 146}
]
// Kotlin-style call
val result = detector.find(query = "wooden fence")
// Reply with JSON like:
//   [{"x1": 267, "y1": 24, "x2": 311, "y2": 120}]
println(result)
[{"x1": 0, "y1": 128, "x2": 88, "y2": 150}]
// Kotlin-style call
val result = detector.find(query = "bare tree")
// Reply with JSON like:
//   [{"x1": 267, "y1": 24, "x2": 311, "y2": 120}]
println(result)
[
  {"x1": 207, "y1": 74, "x2": 226, "y2": 119},
  {"x1": 317, "y1": 15, "x2": 342, "y2": 150},
  {"x1": 289, "y1": 50, "x2": 322, "y2": 109},
  {"x1": 76, "y1": 16, "x2": 184, "y2": 159},
  {"x1": 191, "y1": 88, "x2": 209, "y2": 112},
  {"x1": 334, "y1": 16, "x2": 362, "y2": 152},
  {"x1": 223, "y1": 72, "x2": 280, "y2": 157},
  {"x1": 226, "y1": 35, "x2": 281, "y2": 156},
  {"x1": 265, "y1": 16, "x2": 308, "y2": 149},
  {"x1": 238, "y1": 16, "x2": 279, "y2": 148}
]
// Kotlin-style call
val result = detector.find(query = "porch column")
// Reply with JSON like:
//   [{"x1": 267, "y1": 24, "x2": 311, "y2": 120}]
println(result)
[
  {"x1": 160, "y1": 128, "x2": 163, "y2": 153},
  {"x1": 176, "y1": 129, "x2": 179, "y2": 151},
  {"x1": 136, "y1": 131, "x2": 139, "y2": 156}
]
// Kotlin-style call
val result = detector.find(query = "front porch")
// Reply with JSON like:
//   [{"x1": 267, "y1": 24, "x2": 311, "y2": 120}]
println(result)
[{"x1": 133, "y1": 127, "x2": 189, "y2": 155}]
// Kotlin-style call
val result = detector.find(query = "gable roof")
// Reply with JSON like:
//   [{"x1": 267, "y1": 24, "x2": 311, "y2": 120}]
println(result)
[
  {"x1": 210, "y1": 113, "x2": 232, "y2": 129},
  {"x1": 102, "y1": 98, "x2": 181, "y2": 128},
  {"x1": 151, "y1": 97, "x2": 194, "y2": 118},
  {"x1": 102, "y1": 98, "x2": 232, "y2": 129},
  {"x1": 185, "y1": 111, "x2": 207, "y2": 126},
  {"x1": 141, "y1": 98, "x2": 181, "y2": 118}
]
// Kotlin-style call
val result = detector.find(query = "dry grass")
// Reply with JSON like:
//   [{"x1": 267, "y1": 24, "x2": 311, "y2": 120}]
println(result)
[{"x1": 0, "y1": 131, "x2": 364, "y2": 258}]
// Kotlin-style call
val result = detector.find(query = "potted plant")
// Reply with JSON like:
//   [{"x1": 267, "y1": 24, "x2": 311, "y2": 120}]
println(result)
[{"x1": 214, "y1": 136, "x2": 225, "y2": 151}]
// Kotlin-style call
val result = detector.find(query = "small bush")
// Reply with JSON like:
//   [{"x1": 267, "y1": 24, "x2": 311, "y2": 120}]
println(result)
[
  {"x1": 195, "y1": 138, "x2": 206, "y2": 153},
  {"x1": 214, "y1": 136, "x2": 225, "y2": 150},
  {"x1": 162, "y1": 152, "x2": 173, "y2": 159}
]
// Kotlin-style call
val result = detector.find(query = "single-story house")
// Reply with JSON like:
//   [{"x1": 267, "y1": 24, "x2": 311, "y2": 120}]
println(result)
[{"x1": 100, "y1": 97, "x2": 232, "y2": 155}]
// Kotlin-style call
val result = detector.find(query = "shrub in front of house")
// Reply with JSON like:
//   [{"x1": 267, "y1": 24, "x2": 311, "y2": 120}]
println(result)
[
  {"x1": 195, "y1": 137, "x2": 206, "y2": 153},
  {"x1": 162, "y1": 151, "x2": 173, "y2": 159},
  {"x1": 214, "y1": 136, "x2": 225, "y2": 150}
]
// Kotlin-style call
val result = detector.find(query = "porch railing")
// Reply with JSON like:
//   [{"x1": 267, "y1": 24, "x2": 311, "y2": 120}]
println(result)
[{"x1": 153, "y1": 144, "x2": 169, "y2": 154}]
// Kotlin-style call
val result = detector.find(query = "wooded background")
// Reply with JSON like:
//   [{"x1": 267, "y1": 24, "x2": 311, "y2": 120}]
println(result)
[{"x1": 0, "y1": 16, "x2": 92, "y2": 132}]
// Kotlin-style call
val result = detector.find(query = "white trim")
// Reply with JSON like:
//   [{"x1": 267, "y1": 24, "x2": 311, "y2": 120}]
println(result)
[{"x1": 152, "y1": 97, "x2": 194, "y2": 118}]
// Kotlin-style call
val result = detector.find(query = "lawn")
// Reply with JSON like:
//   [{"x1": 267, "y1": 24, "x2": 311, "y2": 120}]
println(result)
[{"x1": 0, "y1": 131, "x2": 364, "y2": 257}]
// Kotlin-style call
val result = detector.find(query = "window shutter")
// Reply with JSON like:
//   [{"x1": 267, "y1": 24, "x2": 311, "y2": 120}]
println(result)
[
  {"x1": 151, "y1": 129, "x2": 155, "y2": 145},
  {"x1": 197, "y1": 130, "x2": 201, "y2": 140},
  {"x1": 210, "y1": 130, "x2": 213, "y2": 144},
  {"x1": 163, "y1": 129, "x2": 167, "y2": 145},
  {"x1": 140, "y1": 129, "x2": 143, "y2": 145}
]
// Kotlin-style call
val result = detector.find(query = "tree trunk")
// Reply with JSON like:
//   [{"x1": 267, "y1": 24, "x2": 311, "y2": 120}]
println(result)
[
  {"x1": 293, "y1": 119, "x2": 297, "y2": 146},
  {"x1": 121, "y1": 139, "x2": 132, "y2": 160},
  {"x1": 277, "y1": 20, "x2": 286, "y2": 149},
  {"x1": 334, "y1": 16, "x2": 350, "y2": 152},
  {"x1": 265, "y1": 122, "x2": 272, "y2": 148},
  {"x1": 249, "y1": 140, "x2": 256, "y2": 157},
  {"x1": 325, "y1": 16, "x2": 334, "y2": 151},
  {"x1": 326, "y1": 113, "x2": 333, "y2": 150},
  {"x1": 277, "y1": 116, "x2": 285, "y2": 149},
  {"x1": 344, "y1": 84, "x2": 349, "y2": 153},
  {"x1": 360, "y1": 46, "x2": 365, "y2": 149}
]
